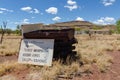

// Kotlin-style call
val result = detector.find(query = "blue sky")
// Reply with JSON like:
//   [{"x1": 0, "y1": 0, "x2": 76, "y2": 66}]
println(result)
[{"x1": 0, "y1": 0, "x2": 120, "y2": 29}]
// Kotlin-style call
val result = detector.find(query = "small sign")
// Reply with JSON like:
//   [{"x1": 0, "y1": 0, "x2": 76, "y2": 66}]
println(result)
[{"x1": 18, "y1": 39, "x2": 54, "y2": 66}]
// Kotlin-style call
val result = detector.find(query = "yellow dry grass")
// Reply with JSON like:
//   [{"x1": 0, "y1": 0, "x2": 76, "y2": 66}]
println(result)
[
  {"x1": 1, "y1": 34, "x2": 120, "y2": 79},
  {"x1": 0, "y1": 61, "x2": 23, "y2": 76},
  {"x1": 75, "y1": 34, "x2": 117, "y2": 71},
  {"x1": 0, "y1": 35, "x2": 21, "y2": 56},
  {"x1": 0, "y1": 74, "x2": 17, "y2": 80}
]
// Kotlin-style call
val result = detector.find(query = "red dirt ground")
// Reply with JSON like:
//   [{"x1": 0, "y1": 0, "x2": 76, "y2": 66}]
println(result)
[
  {"x1": 73, "y1": 51, "x2": 120, "y2": 80},
  {"x1": 0, "y1": 51, "x2": 120, "y2": 80},
  {"x1": 0, "y1": 55, "x2": 17, "y2": 63},
  {"x1": 0, "y1": 55, "x2": 29, "y2": 80}
]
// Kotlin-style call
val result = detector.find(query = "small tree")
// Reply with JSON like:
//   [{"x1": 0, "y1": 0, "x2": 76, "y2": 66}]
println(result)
[
  {"x1": 14, "y1": 25, "x2": 21, "y2": 35},
  {"x1": 0, "y1": 21, "x2": 7, "y2": 44},
  {"x1": 116, "y1": 20, "x2": 120, "y2": 33}
]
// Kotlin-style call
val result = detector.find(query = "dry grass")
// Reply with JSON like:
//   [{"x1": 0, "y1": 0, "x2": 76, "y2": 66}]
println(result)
[
  {"x1": 26, "y1": 72, "x2": 42, "y2": 80},
  {"x1": 0, "y1": 61, "x2": 22, "y2": 76},
  {"x1": 0, "y1": 35, "x2": 21, "y2": 56},
  {"x1": 0, "y1": 75, "x2": 17, "y2": 80},
  {"x1": 75, "y1": 34, "x2": 116, "y2": 71},
  {"x1": 1, "y1": 34, "x2": 120, "y2": 79},
  {"x1": 27, "y1": 61, "x2": 80, "y2": 80}
]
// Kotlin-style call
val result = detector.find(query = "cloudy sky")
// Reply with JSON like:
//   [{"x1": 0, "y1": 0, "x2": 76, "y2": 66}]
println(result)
[{"x1": 0, "y1": 0, "x2": 120, "y2": 29}]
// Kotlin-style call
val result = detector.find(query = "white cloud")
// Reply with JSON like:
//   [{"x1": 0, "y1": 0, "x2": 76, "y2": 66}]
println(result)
[
  {"x1": 21, "y1": 7, "x2": 32, "y2": 12},
  {"x1": 76, "y1": 17, "x2": 84, "y2": 21},
  {"x1": 93, "y1": 17, "x2": 116, "y2": 25},
  {"x1": 13, "y1": 19, "x2": 30, "y2": 25},
  {"x1": 67, "y1": 0, "x2": 76, "y2": 5},
  {"x1": 45, "y1": 7, "x2": 58, "y2": 14},
  {"x1": 0, "y1": 8, "x2": 13, "y2": 14},
  {"x1": 0, "y1": 11, "x2": 3, "y2": 13},
  {"x1": 64, "y1": 0, "x2": 78, "y2": 11},
  {"x1": 22, "y1": 19, "x2": 30, "y2": 24},
  {"x1": 102, "y1": 0, "x2": 116, "y2": 6},
  {"x1": 34, "y1": 8, "x2": 39, "y2": 13},
  {"x1": 104, "y1": 17, "x2": 115, "y2": 22},
  {"x1": 52, "y1": 16, "x2": 61, "y2": 21},
  {"x1": 64, "y1": 5, "x2": 78, "y2": 11},
  {"x1": 21, "y1": 6, "x2": 40, "y2": 14}
]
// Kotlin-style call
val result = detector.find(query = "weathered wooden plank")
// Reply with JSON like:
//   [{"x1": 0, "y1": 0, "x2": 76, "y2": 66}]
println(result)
[{"x1": 23, "y1": 28, "x2": 75, "y2": 41}]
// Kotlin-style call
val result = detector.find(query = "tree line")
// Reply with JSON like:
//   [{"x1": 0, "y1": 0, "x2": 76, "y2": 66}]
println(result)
[
  {"x1": 0, "y1": 19, "x2": 120, "y2": 35},
  {"x1": 0, "y1": 25, "x2": 21, "y2": 35}
]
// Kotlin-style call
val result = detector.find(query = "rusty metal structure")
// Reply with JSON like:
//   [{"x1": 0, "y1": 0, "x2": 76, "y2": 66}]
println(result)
[{"x1": 21, "y1": 24, "x2": 77, "y2": 61}]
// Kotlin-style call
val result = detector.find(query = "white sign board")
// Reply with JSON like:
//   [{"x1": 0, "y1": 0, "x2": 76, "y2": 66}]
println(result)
[{"x1": 18, "y1": 39, "x2": 54, "y2": 66}]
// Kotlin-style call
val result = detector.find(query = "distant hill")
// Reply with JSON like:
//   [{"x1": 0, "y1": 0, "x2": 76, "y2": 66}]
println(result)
[
  {"x1": 53, "y1": 21, "x2": 93, "y2": 26},
  {"x1": 49, "y1": 21, "x2": 116, "y2": 30},
  {"x1": 49, "y1": 21, "x2": 93, "y2": 29},
  {"x1": 21, "y1": 21, "x2": 116, "y2": 31}
]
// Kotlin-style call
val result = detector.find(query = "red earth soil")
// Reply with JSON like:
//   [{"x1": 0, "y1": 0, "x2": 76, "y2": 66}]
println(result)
[
  {"x1": 0, "y1": 51, "x2": 120, "y2": 80},
  {"x1": 0, "y1": 55, "x2": 29, "y2": 80},
  {"x1": 73, "y1": 51, "x2": 120, "y2": 80}
]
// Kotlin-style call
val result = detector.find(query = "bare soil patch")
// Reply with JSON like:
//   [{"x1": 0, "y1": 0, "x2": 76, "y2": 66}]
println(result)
[{"x1": 0, "y1": 55, "x2": 17, "y2": 63}]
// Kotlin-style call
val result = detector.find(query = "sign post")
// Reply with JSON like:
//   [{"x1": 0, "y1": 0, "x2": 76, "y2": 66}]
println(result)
[{"x1": 18, "y1": 39, "x2": 54, "y2": 66}]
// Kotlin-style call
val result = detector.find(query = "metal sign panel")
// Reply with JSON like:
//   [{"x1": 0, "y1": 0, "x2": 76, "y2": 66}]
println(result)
[{"x1": 18, "y1": 39, "x2": 54, "y2": 66}]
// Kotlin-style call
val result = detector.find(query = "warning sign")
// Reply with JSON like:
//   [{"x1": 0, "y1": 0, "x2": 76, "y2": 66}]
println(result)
[{"x1": 18, "y1": 39, "x2": 54, "y2": 66}]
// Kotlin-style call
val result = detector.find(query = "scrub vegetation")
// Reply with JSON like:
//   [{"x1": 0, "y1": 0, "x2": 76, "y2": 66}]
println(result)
[{"x1": 0, "y1": 34, "x2": 120, "y2": 80}]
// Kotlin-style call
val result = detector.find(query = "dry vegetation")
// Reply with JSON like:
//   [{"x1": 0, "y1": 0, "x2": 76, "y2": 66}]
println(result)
[
  {"x1": 0, "y1": 39, "x2": 21, "y2": 56},
  {"x1": 0, "y1": 34, "x2": 120, "y2": 80},
  {"x1": 0, "y1": 35, "x2": 21, "y2": 56},
  {"x1": 0, "y1": 61, "x2": 22, "y2": 76}
]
